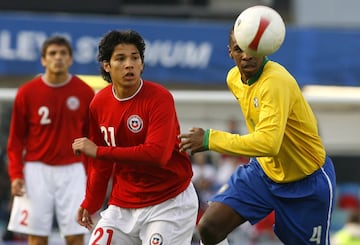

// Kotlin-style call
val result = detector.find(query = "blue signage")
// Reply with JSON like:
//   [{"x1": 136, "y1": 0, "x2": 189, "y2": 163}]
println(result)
[{"x1": 1, "y1": 12, "x2": 360, "y2": 87}]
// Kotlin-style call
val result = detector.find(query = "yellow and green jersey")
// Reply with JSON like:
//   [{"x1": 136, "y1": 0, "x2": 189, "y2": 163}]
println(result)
[{"x1": 206, "y1": 59, "x2": 326, "y2": 183}]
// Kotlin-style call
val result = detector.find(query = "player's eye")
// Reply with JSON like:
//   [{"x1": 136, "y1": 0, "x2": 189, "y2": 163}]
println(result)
[
  {"x1": 234, "y1": 45, "x2": 243, "y2": 53},
  {"x1": 59, "y1": 50, "x2": 68, "y2": 56},
  {"x1": 116, "y1": 56, "x2": 126, "y2": 62},
  {"x1": 48, "y1": 51, "x2": 57, "y2": 56}
]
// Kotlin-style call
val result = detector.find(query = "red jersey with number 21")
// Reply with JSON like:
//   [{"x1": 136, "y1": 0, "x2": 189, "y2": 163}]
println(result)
[{"x1": 81, "y1": 80, "x2": 193, "y2": 213}]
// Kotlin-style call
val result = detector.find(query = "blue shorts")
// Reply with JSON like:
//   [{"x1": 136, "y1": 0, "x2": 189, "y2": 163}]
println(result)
[{"x1": 210, "y1": 156, "x2": 336, "y2": 245}]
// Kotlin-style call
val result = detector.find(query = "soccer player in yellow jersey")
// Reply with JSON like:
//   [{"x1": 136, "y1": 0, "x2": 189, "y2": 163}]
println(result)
[{"x1": 179, "y1": 27, "x2": 336, "y2": 245}]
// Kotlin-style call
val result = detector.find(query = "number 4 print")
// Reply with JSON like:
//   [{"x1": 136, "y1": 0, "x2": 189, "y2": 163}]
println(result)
[{"x1": 309, "y1": 225, "x2": 322, "y2": 244}]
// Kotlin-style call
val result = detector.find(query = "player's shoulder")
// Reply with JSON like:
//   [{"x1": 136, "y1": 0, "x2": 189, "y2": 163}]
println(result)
[
  {"x1": 95, "y1": 83, "x2": 112, "y2": 94},
  {"x1": 262, "y1": 60, "x2": 299, "y2": 92},
  {"x1": 227, "y1": 66, "x2": 240, "y2": 85},
  {"x1": 264, "y1": 60, "x2": 291, "y2": 76},
  {"x1": 23, "y1": 74, "x2": 42, "y2": 85},
  {"x1": 17, "y1": 75, "x2": 43, "y2": 93},
  {"x1": 142, "y1": 80, "x2": 173, "y2": 98},
  {"x1": 92, "y1": 84, "x2": 112, "y2": 100},
  {"x1": 227, "y1": 66, "x2": 239, "y2": 79},
  {"x1": 143, "y1": 80, "x2": 168, "y2": 91},
  {"x1": 264, "y1": 61, "x2": 296, "y2": 82}
]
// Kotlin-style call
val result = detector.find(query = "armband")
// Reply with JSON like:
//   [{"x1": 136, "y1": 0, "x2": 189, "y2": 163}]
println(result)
[{"x1": 203, "y1": 129, "x2": 210, "y2": 150}]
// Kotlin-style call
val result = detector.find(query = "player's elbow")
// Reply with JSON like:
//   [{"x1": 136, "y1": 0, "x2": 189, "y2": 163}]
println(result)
[
  {"x1": 262, "y1": 138, "x2": 281, "y2": 156},
  {"x1": 158, "y1": 152, "x2": 173, "y2": 166},
  {"x1": 145, "y1": 147, "x2": 172, "y2": 167},
  {"x1": 148, "y1": 156, "x2": 170, "y2": 167},
  {"x1": 266, "y1": 146, "x2": 280, "y2": 156}
]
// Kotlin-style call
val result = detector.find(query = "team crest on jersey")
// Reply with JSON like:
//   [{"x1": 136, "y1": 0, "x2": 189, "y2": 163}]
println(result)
[
  {"x1": 253, "y1": 97, "x2": 259, "y2": 108},
  {"x1": 127, "y1": 115, "x2": 143, "y2": 133},
  {"x1": 149, "y1": 233, "x2": 163, "y2": 245},
  {"x1": 66, "y1": 96, "x2": 80, "y2": 110}
]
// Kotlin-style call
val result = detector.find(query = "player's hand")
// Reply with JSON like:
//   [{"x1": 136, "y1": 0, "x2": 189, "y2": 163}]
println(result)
[
  {"x1": 178, "y1": 127, "x2": 208, "y2": 155},
  {"x1": 77, "y1": 206, "x2": 94, "y2": 230},
  {"x1": 11, "y1": 178, "x2": 25, "y2": 196},
  {"x1": 72, "y1": 137, "x2": 98, "y2": 158}
]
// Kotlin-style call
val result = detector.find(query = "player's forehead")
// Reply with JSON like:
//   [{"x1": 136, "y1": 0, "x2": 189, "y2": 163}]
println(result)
[
  {"x1": 45, "y1": 44, "x2": 70, "y2": 54},
  {"x1": 112, "y1": 43, "x2": 140, "y2": 57},
  {"x1": 229, "y1": 34, "x2": 240, "y2": 49}
]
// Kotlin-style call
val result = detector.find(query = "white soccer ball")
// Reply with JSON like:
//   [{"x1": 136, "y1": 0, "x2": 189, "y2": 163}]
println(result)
[{"x1": 233, "y1": 5, "x2": 286, "y2": 56}]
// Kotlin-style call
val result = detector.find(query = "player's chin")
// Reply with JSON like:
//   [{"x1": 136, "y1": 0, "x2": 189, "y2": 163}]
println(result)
[{"x1": 242, "y1": 66, "x2": 257, "y2": 75}]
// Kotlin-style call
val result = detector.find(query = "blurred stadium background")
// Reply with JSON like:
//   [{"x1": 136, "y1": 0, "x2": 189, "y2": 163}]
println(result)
[{"x1": 1, "y1": 0, "x2": 360, "y2": 244}]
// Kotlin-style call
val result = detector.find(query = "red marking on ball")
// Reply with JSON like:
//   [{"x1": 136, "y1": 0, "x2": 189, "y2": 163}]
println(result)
[{"x1": 249, "y1": 17, "x2": 270, "y2": 51}]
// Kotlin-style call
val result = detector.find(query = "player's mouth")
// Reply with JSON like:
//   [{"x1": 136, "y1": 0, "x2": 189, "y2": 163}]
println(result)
[
  {"x1": 124, "y1": 72, "x2": 135, "y2": 80},
  {"x1": 54, "y1": 62, "x2": 63, "y2": 67},
  {"x1": 241, "y1": 63, "x2": 257, "y2": 72}
]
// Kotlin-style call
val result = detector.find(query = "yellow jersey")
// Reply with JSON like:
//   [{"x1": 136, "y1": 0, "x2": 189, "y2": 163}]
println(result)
[{"x1": 207, "y1": 59, "x2": 326, "y2": 183}]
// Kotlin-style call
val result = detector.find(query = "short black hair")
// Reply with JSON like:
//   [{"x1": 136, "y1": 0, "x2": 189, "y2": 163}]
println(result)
[
  {"x1": 97, "y1": 30, "x2": 146, "y2": 83},
  {"x1": 41, "y1": 36, "x2": 72, "y2": 57}
]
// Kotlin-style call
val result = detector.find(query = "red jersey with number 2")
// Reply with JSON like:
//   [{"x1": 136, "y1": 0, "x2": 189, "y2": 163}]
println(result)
[{"x1": 7, "y1": 75, "x2": 95, "y2": 180}]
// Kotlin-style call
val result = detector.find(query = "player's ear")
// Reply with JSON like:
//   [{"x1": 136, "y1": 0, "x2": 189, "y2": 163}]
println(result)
[
  {"x1": 41, "y1": 57, "x2": 46, "y2": 67},
  {"x1": 228, "y1": 45, "x2": 233, "y2": 59},
  {"x1": 102, "y1": 61, "x2": 110, "y2": 72}
]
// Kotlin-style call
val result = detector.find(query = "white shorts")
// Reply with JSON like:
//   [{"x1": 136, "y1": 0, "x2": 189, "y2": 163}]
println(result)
[
  {"x1": 8, "y1": 162, "x2": 89, "y2": 237},
  {"x1": 88, "y1": 182, "x2": 199, "y2": 245}
]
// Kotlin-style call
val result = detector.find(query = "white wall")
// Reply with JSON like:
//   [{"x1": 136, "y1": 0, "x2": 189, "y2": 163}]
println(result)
[
  {"x1": 293, "y1": 0, "x2": 360, "y2": 27},
  {"x1": 1, "y1": 87, "x2": 360, "y2": 156}
]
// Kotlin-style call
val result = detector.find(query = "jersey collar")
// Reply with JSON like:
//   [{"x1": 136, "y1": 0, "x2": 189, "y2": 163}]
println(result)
[{"x1": 246, "y1": 56, "x2": 269, "y2": 86}]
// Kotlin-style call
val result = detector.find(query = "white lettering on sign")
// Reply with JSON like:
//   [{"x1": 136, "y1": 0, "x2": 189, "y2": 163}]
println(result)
[
  {"x1": 0, "y1": 30, "x2": 213, "y2": 69},
  {"x1": 0, "y1": 30, "x2": 46, "y2": 60},
  {"x1": 145, "y1": 39, "x2": 212, "y2": 68},
  {"x1": 73, "y1": 36, "x2": 99, "y2": 64},
  {"x1": 0, "y1": 30, "x2": 99, "y2": 65}
]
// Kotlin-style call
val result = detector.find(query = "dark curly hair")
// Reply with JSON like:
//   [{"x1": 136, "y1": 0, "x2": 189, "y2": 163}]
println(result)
[{"x1": 97, "y1": 30, "x2": 146, "y2": 83}]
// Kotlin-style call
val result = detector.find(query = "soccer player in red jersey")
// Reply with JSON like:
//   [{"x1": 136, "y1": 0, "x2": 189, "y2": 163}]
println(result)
[
  {"x1": 72, "y1": 30, "x2": 198, "y2": 245},
  {"x1": 7, "y1": 36, "x2": 95, "y2": 245}
]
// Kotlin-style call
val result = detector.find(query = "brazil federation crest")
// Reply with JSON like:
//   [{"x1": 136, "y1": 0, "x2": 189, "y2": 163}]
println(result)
[
  {"x1": 253, "y1": 97, "x2": 259, "y2": 108},
  {"x1": 149, "y1": 233, "x2": 163, "y2": 245},
  {"x1": 127, "y1": 115, "x2": 143, "y2": 133}
]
